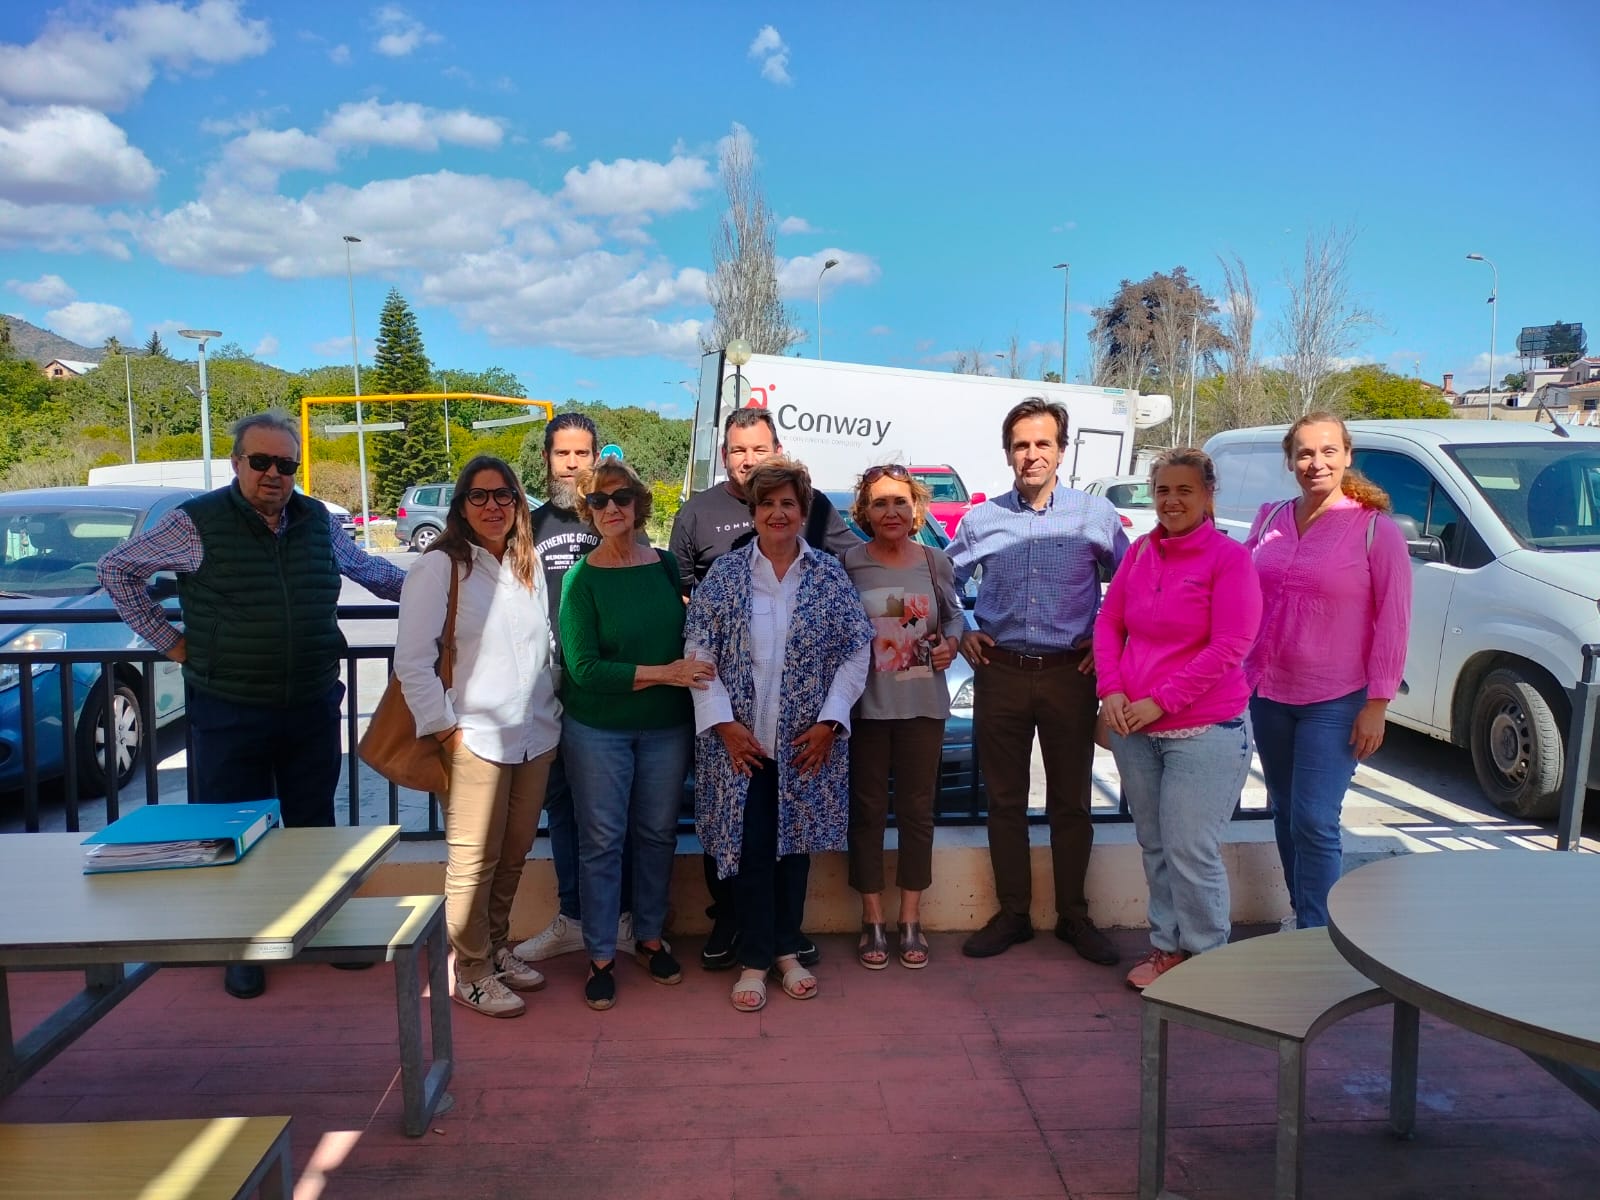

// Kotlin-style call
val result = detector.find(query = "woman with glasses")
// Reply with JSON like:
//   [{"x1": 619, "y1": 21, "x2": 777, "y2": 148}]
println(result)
[
  {"x1": 843, "y1": 464, "x2": 964, "y2": 970},
  {"x1": 394, "y1": 456, "x2": 562, "y2": 1019},
  {"x1": 684, "y1": 459, "x2": 872, "y2": 1012},
  {"x1": 560, "y1": 459, "x2": 712, "y2": 1010}
]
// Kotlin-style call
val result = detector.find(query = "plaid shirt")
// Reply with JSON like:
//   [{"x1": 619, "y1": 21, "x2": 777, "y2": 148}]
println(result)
[
  {"x1": 98, "y1": 506, "x2": 405, "y2": 653},
  {"x1": 947, "y1": 483, "x2": 1128, "y2": 654}
]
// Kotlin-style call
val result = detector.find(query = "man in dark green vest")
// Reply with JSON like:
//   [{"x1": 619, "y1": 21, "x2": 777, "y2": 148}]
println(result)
[{"x1": 100, "y1": 410, "x2": 406, "y2": 999}]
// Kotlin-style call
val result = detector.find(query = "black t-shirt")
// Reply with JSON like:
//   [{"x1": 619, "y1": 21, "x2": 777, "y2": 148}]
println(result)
[
  {"x1": 530, "y1": 502, "x2": 600, "y2": 628},
  {"x1": 667, "y1": 482, "x2": 857, "y2": 591}
]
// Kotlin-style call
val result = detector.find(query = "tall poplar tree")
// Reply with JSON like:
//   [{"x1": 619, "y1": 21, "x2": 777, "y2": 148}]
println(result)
[{"x1": 368, "y1": 289, "x2": 449, "y2": 509}]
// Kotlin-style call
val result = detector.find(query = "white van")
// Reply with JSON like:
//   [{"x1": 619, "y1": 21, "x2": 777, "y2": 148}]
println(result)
[{"x1": 1204, "y1": 419, "x2": 1600, "y2": 819}]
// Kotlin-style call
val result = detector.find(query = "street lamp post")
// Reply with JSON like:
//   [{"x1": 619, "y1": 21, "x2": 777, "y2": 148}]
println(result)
[
  {"x1": 124, "y1": 353, "x2": 136, "y2": 463},
  {"x1": 1053, "y1": 262, "x2": 1071, "y2": 381},
  {"x1": 816, "y1": 258, "x2": 838, "y2": 359},
  {"x1": 1466, "y1": 253, "x2": 1499, "y2": 420},
  {"x1": 177, "y1": 329, "x2": 221, "y2": 488},
  {"x1": 724, "y1": 338, "x2": 753, "y2": 437},
  {"x1": 344, "y1": 234, "x2": 374, "y2": 548}
]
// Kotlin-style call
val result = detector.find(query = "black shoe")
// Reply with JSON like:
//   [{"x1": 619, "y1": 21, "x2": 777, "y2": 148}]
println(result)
[
  {"x1": 331, "y1": 961, "x2": 375, "y2": 971},
  {"x1": 701, "y1": 921, "x2": 739, "y2": 971},
  {"x1": 636, "y1": 942, "x2": 684, "y2": 985},
  {"x1": 796, "y1": 937, "x2": 820, "y2": 968},
  {"x1": 224, "y1": 964, "x2": 265, "y2": 999},
  {"x1": 962, "y1": 911, "x2": 1034, "y2": 958},
  {"x1": 584, "y1": 961, "x2": 616, "y2": 1011},
  {"x1": 1056, "y1": 917, "x2": 1120, "y2": 966}
]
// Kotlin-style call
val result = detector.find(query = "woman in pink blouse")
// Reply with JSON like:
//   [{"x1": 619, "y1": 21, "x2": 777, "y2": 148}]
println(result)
[
  {"x1": 1245, "y1": 413, "x2": 1412, "y2": 930},
  {"x1": 1095, "y1": 448, "x2": 1261, "y2": 990}
]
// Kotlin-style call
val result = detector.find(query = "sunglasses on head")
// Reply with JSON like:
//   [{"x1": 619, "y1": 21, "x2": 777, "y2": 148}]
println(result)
[
  {"x1": 862, "y1": 464, "x2": 912, "y2": 484},
  {"x1": 244, "y1": 453, "x2": 299, "y2": 476},
  {"x1": 464, "y1": 487, "x2": 517, "y2": 508},
  {"x1": 585, "y1": 488, "x2": 636, "y2": 510}
]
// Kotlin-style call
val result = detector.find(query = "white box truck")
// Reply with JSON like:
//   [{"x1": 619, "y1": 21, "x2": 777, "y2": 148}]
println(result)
[
  {"x1": 86, "y1": 460, "x2": 359, "y2": 539},
  {"x1": 688, "y1": 351, "x2": 1172, "y2": 499}
]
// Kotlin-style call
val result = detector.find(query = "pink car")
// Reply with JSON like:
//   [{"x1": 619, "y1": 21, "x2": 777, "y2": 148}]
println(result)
[{"x1": 910, "y1": 465, "x2": 983, "y2": 537}]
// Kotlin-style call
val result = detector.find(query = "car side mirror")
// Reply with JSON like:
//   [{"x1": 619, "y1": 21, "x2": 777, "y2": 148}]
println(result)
[
  {"x1": 969, "y1": 492, "x2": 987, "y2": 505},
  {"x1": 146, "y1": 573, "x2": 179, "y2": 600},
  {"x1": 1406, "y1": 536, "x2": 1445, "y2": 564}
]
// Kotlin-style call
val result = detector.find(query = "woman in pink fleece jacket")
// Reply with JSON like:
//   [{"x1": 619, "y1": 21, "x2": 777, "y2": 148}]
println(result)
[
  {"x1": 1094, "y1": 448, "x2": 1262, "y2": 990},
  {"x1": 1245, "y1": 412, "x2": 1411, "y2": 933}
]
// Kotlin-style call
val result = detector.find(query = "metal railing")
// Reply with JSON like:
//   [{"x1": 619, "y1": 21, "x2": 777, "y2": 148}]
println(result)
[{"x1": 0, "y1": 605, "x2": 1275, "y2": 837}]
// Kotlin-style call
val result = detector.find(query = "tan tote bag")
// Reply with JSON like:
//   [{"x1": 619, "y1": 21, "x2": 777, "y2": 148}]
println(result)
[{"x1": 357, "y1": 564, "x2": 459, "y2": 794}]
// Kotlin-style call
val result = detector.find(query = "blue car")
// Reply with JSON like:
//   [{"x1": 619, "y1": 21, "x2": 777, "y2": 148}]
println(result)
[{"x1": 0, "y1": 486, "x2": 200, "y2": 795}]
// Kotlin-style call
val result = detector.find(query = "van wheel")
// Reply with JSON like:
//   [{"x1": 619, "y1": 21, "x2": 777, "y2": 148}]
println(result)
[
  {"x1": 1469, "y1": 668, "x2": 1564, "y2": 820},
  {"x1": 76, "y1": 678, "x2": 144, "y2": 797},
  {"x1": 410, "y1": 525, "x2": 440, "y2": 552}
]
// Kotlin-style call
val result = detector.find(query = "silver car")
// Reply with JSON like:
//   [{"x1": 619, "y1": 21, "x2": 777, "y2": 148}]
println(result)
[{"x1": 395, "y1": 482, "x2": 454, "y2": 552}]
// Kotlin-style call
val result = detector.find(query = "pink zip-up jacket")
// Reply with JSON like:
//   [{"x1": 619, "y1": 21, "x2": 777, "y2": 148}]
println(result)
[
  {"x1": 1244, "y1": 496, "x2": 1412, "y2": 705},
  {"x1": 1094, "y1": 520, "x2": 1262, "y2": 732}
]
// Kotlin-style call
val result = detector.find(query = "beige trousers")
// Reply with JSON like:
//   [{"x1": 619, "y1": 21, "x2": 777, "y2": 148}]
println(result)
[{"x1": 442, "y1": 742, "x2": 556, "y2": 983}]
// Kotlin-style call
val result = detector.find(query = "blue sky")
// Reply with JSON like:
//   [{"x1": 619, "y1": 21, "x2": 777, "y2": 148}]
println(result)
[{"x1": 1, "y1": 0, "x2": 1594, "y2": 419}]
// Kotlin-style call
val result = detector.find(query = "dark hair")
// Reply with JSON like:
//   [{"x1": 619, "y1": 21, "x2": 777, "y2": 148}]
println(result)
[
  {"x1": 1148, "y1": 447, "x2": 1219, "y2": 518},
  {"x1": 430, "y1": 455, "x2": 538, "y2": 588},
  {"x1": 851, "y1": 463, "x2": 930, "y2": 535},
  {"x1": 543, "y1": 411, "x2": 598, "y2": 458},
  {"x1": 230, "y1": 409, "x2": 300, "y2": 456},
  {"x1": 1001, "y1": 397, "x2": 1069, "y2": 451},
  {"x1": 1281, "y1": 411, "x2": 1392, "y2": 512},
  {"x1": 723, "y1": 406, "x2": 779, "y2": 444},
  {"x1": 745, "y1": 457, "x2": 813, "y2": 519},
  {"x1": 574, "y1": 460, "x2": 653, "y2": 531}
]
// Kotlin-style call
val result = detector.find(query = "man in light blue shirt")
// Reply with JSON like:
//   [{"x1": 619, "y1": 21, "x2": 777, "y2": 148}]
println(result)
[{"x1": 948, "y1": 397, "x2": 1127, "y2": 965}]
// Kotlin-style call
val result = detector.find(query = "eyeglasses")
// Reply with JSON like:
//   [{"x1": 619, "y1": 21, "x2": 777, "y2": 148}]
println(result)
[
  {"x1": 464, "y1": 487, "x2": 517, "y2": 507},
  {"x1": 862, "y1": 464, "x2": 912, "y2": 484},
  {"x1": 585, "y1": 488, "x2": 637, "y2": 510},
  {"x1": 243, "y1": 453, "x2": 299, "y2": 476}
]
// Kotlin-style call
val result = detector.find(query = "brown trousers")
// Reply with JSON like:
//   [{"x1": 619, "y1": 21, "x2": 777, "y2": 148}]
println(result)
[
  {"x1": 973, "y1": 658, "x2": 1097, "y2": 921},
  {"x1": 848, "y1": 716, "x2": 945, "y2": 895},
  {"x1": 442, "y1": 743, "x2": 556, "y2": 983}
]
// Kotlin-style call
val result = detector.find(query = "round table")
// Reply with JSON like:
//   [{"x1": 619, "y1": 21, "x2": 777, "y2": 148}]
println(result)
[{"x1": 1327, "y1": 849, "x2": 1600, "y2": 1072}]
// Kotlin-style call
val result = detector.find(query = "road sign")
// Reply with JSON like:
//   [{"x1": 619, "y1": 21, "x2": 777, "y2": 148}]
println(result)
[
  {"x1": 471, "y1": 413, "x2": 545, "y2": 430},
  {"x1": 600, "y1": 443, "x2": 624, "y2": 460},
  {"x1": 324, "y1": 421, "x2": 405, "y2": 434}
]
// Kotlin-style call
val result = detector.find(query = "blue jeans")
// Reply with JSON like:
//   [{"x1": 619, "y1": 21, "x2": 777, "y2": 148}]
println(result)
[
  {"x1": 562, "y1": 717, "x2": 690, "y2": 962},
  {"x1": 545, "y1": 749, "x2": 634, "y2": 921},
  {"x1": 187, "y1": 680, "x2": 344, "y2": 828},
  {"x1": 1111, "y1": 719, "x2": 1251, "y2": 955},
  {"x1": 1250, "y1": 689, "x2": 1366, "y2": 929}
]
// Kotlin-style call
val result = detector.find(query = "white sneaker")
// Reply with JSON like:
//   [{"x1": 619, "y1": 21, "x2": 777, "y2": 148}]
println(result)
[
  {"x1": 493, "y1": 946, "x2": 547, "y2": 992},
  {"x1": 1278, "y1": 914, "x2": 1299, "y2": 933},
  {"x1": 454, "y1": 973, "x2": 524, "y2": 1018},
  {"x1": 514, "y1": 912, "x2": 584, "y2": 962},
  {"x1": 616, "y1": 911, "x2": 637, "y2": 957}
]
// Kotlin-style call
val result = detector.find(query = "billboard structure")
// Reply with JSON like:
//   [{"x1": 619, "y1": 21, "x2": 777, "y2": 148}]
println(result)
[{"x1": 1516, "y1": 322, "x2": 1588, "y2": 367}]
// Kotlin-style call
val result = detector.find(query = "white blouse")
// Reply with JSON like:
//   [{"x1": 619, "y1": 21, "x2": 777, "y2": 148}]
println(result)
[{"x1": 393, "y1": 545, "x2": 561, "y2": 765}]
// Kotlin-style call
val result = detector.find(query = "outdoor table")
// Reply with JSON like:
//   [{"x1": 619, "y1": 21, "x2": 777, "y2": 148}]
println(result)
[
  {"x1": 0, "y1": 824, "x2": 399, "y2": 1099},
  {"x1": 1327, "y1": 848, "x2": 1600, "y2": 1105}
]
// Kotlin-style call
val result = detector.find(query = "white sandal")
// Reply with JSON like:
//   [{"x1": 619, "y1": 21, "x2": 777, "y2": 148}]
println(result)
[
  {"x1": 771, "y1": 955, "x2": 818, "y2": 1000},
  {"x1": 731, "y1": 969, "x2": 767, "y2": 1013}
]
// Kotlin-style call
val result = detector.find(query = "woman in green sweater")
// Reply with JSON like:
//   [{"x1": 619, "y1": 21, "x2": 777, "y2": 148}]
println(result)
[{"x1": 561, "y1": 460, "x2": 713, "y2": 1010}]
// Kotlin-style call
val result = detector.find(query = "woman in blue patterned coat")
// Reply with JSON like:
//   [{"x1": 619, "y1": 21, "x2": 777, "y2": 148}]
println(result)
[{"x1": 684, "y1": 458, "x2": 872, "y2": 1013}]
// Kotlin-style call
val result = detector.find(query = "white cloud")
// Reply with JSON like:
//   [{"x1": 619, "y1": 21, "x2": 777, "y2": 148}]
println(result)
[
  {"x1": 541, "y1": 130, "x2": 573, "y2": 151},
  {"x1": 216, "y1": 127, "x2": 340, "y2": 190},
  {"x1": 0, "y1": 104, "x2": 159, "y2": 203},
  {"x1": 1451, "y1": 350, "x2": 1519, "y2": 391},
  {"x1": 6, "y1": 273, "x2": 76, "y2": 306},
  {"x1": 777, "y1": 249, "x2": 881, "y2": 299},
  {"x1": 200, "y1": 107, "x2": 287, "y2": 136},
  {"x1": 559, "y1": 155, "x2": 714, "y2": 218},
  {"x1": 44, "y1": 300, "x2": 131, "y2": 344},
  {"x1": 1051, "y1": 220, "x2": 1078, "y2": 233},
  {"x1": 747, "y1": 25, "x2": 792, "y2": 85},
  {"x1": 253, "y1": 334, "x2": 279, "y2": 358},
  {"x1": 0, "y1": 0, "x2": 271, "y2": 111},
  {"x1": 373, "y1": 5, "x2": 442, "y2": 58},
  {"x1": 321, "y1": 99, "x2": 502, "y2": 151},
  {"x1": 778, "y1": 215, "x2": 815, "y2": 235},
  {"x1": 867, "y1": 324, "x2": 892, "y2": 337},
  {"x1": 329, "y1": 43, "x2": 351, "y2": 65},
  {"x1": 573, "y1": 378, "x2": 598, "y2": 389},
  {"x1": 0, "y1": 199, "x2": 129, "y2": 257}
]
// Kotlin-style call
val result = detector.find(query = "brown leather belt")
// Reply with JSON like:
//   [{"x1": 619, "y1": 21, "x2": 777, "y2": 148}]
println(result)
[{"x1": 985, "y1": 646, "x2": 1079, "y2": 671}]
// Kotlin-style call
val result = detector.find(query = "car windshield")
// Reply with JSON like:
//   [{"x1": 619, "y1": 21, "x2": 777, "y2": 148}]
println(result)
[
  {"x1": 1106, "y1": 482, "x2": 1153, "y2": 509},
  {"x1": 1447, "y1": 444, "x2": 1600, "y2": 552},
  {"x1": 0, "y1": 506, "x2": 139, "y2": 596},
  {"x1": 912, "y1": 472, "x2": 968, "y2": 503}
]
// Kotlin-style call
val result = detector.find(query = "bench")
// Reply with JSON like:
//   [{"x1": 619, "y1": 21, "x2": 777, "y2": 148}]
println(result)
[
  {"x1": 299, "y1": 895, "x2": 453, "y2": 1137},
  {"x1": 1138, "y1": 927, "x2": 1419, "y2": 1200},
  {"x1": 0, "y1": 1115, "x2": 291, "y2": 1198}
]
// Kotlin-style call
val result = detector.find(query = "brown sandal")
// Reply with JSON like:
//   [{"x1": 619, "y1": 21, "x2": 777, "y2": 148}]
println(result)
[
  {"x1": 857, "y1": 922, "x2": 889, "y2": 970},
  {"x1": 897, "y1": 922, "x2": 930, "y2": 969}
]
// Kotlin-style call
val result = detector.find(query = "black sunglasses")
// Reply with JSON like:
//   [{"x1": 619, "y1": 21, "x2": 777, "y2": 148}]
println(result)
[
  {"x1": 244, "y1": 453, "x2": 299, "y2": 476},
  {"x1": 585, "y1": 488, "x2": 637, "y2": 510},
  {"x1": 464, "y1": 487, "x2": 517, "y2": 508},
  {"x1": 862, "y1": 464, "x2": 912, "y2": 483}
]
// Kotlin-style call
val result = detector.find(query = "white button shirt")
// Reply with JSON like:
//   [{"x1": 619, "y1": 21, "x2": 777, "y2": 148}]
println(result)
[
  {"x1": 688, "y1": 540, "x2": 870, "y2": 756},
  {"x1": 393, "y1": 545, "x2": 562, "y2": 765}
]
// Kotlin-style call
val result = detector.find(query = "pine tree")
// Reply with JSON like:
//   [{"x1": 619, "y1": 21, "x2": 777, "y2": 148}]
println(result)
[
  {"x1": 143, "y1": 331, "x2": 168, "y2": 358},
  {"x1": 368, "y1": 289, "x2": 448, "y2": 509}
]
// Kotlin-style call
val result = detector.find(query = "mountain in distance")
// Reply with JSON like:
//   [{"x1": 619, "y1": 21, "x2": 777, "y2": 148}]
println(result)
[{"x1": 1, "y1": 314, "x2": 107, "y2": 367}]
